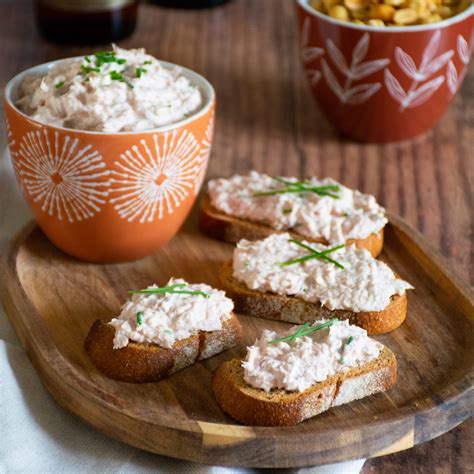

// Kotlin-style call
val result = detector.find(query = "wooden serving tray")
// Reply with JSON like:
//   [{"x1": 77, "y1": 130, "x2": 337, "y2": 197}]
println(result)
[{"x1": 1, "y1": 209, "x2": 473, "y2": 468}]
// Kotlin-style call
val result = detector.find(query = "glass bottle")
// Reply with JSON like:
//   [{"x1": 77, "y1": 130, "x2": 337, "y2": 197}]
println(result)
[{"x1": 34, "y1": 0, "x2": 139, "y2": 45}]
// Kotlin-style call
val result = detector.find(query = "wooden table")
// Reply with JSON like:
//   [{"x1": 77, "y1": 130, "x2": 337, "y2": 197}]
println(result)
[{"x1": 0, "y1": 0, "x2": 472, "y2": 471}]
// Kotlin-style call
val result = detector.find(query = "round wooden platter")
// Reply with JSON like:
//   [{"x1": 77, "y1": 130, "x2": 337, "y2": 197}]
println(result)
[{"x1": 1, "y1": 209, "x2": 473, "y2": 468}]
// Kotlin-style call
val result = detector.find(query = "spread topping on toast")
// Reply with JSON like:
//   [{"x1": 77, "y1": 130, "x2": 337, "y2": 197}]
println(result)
[
  {"x1": 207, "y1": 172, "x2": 387, "y2": 244},
  {"x1": 233, "y1": 233, "x2": 413, "y2": 312},
  {"x1": 242, "y1": 319, "x2": 383, "y2": 392},
  {"x1": 110, "y1": 278, "x2": 233, "y2": 349}
]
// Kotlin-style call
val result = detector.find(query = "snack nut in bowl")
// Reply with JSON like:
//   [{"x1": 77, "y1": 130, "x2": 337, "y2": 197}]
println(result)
[
  {"x1": 4, "y1": 57, "x2": 215, "y2": 262},
  {"x1": 296, "y1": 0, "x2": 473, "y2": 142}
]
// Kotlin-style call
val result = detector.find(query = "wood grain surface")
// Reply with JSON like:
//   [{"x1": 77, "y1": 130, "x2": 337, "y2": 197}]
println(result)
[
  {"x1": 0, "y1": 0, "x2": 472, "y2": 471},
  {"x1": 1, "y1": 212, "x2": 473, "y2": 467}
]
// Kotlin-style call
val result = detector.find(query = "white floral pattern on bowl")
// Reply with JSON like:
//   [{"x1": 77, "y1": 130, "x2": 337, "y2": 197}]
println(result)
[
  {"x1": 16, "y1": 129, "x2": 110, "y2": 222},
  {"x1": 110, "y1": 130, "x2": 201, "y2": 223},
  {"x1": 194, "y1": 110, "x2": 214, "y2": 195}
]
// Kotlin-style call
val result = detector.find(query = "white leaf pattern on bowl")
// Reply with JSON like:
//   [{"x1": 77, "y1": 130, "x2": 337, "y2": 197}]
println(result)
[
  {"x1": 307, "y1": 69, "x2": 322, "y2": 85},
  {"x1": 321, "y1": 59, "x2": 344, "y2": 100},
  {"x1": 446, "y1": 60, "x2": 459, "y2": 95},
  {"x1": 384, "y1": 31, "x2": 453, "y2": 110},
  {"x1": 344, "y1": 83, "x2": 382, "y2": 105},
  {"x1": 457, "y1": 34, "x2": 471, "y2": 65},
  {"x1": 422, "y1": 50, "x2": 454, "y2": 78},
  {"x1": 322, "y1": 34, "x2": 389, "y2": 105},
  {"x1": 406, "y1": 76, "x2": 445, "y2": 108},
  {"x1": 300, "y1": 17, "x2": 324, "y2": 84},
  {"x1": 351, "y1": 60, "x2": 391, "y2": 81},
  {"x1": 445, "y1": 33, "x2": 473, "y2": 96},
  {"x1": 384, "y1": 69, "x2": 445, "y2": 109},
  {"x1": 384, "y1": 69, "x2": 407, "y2": 104},
  {"x1": 395, "y1": 48, "x2": 420, "y2": 80},
  {"x1": 299, "y1": 16, "x2": 471, "y2": 110},
  {"x1": 326, "y1": 39, "x2": 350, "y2": 76},
  {"x1": 351, "y1": 32, "x2": 369, "y2": 66}
]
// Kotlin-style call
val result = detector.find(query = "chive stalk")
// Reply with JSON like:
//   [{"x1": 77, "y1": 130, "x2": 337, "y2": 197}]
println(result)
[
  {"x1": 279, "y1": 239, "x2": 345, "y2": 269},
  {"x1": 129, "y1": 283, "x2": 210, "y2": 298},
  {"x1": 270, "y1": 319, "x2": 338, "y2": 344},
  {"x1": 253, "y1": 177, "x2": 341, "y2": 199}
]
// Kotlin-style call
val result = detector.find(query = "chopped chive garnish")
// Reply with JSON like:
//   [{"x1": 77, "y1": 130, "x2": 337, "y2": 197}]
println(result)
[
  {"x1": 110, "y1": 70, "x2": 123, "y2": 81},
  {"x1": 135, "y1": 67, "x2": 147, "y2": 78},
  {"x1": 55, "y1": 81, "x2": 65, "y2": 89},
  {"x1": 136, "y1": 311, "x2": 143, "y2": 326},
  {"x1": 339, "y1": 336, "x2": 354, "y2": 364},
  {"x1": 81, "y1": 65, "x2": 100, "y2": 74},
  {"x1": 94, "y1": 52, "x2": 114, "y2": 59},
  {"x1": 84, "y1": 56, "x2": 91, "y2": 63},
  {"x1": 270, "y1": 319, "x2": 338, "y2": 344},
  {"x1": 109, "y1": 70, "x2": 134, "y2": 89},
  {"x1": 279, "y1": 239, "x2": 345, "y2": 269},
  {"x1": 143, "y1": 60, "x2": 152, "y2": 65},
  {"x1": 129, "y1": 283, "x2": 210, "y2": 298},
  {"x1": 253, "y1": 177, "x2": 341, "y2": 199},
  {"x1": 93, "y1": 51, "x2": 127, "y2": 66},
  {"x1": 282, "y1": 207, "x2": 292, "y2": 215}
]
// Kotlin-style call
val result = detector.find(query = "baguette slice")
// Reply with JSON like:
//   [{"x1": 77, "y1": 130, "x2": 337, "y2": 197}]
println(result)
[
  {"x1": 85, "y1": 313, "x2": 242, "y2": 383},
  {"x1": 220, "y1": 261, "x2": 407, "y2": 334},
  {"x1": 213, "y1": 347, "x2": 397, "y2": 426},
  {"x1": 199, "y1": 195, "x2": 384, "y2": 258}
]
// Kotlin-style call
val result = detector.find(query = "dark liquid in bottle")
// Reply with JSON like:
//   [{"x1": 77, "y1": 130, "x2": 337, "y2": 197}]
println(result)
[
  {"x1": 151, "y1": 0, "x2": 231, "y2": 8},
  {"x1": 34, "y1": 1, "x2": 139, "y2": 45}
]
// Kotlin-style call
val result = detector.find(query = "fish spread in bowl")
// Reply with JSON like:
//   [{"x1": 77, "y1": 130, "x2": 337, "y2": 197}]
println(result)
[
  {"x1": 5, "y1": 48, "x2": 215, "y2": 262},
  {"x1": 17, "y1": 46, "x2": 203, "y2": 132}
]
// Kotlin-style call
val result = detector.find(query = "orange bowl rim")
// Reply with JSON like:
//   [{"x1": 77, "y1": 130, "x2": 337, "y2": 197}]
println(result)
[{"x1": 4, "y1": 56, "x2": 216, "y2": 136}]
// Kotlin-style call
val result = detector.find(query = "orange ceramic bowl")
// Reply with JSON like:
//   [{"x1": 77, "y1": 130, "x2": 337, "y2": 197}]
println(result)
[
  {"x1": 4, "y1": 58, "x2": 215, "y2": 262},
  {"x1": 296, "y1": 0, "x2": 473, "y2": 142}
]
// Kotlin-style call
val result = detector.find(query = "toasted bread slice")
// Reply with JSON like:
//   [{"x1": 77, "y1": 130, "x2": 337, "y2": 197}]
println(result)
[
  {"x1": 85, "y1": 313, "x2": 242, "y2": 383},
  {"x1": 199, "y1": 195, "x2": 384, "y2": 258},
  {"x1": 213, "y1": 347, "x2": 397, "y2": 426},
  {"x1": 220, "y1": 262, "x2": 407, "y2": 334}
]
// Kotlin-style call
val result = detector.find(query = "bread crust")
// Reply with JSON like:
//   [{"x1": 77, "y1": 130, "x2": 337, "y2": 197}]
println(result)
[
  {"x1": 212, "y1": 347, "x2": 397, "y2": 426},
  {"x1": 84, "y1": 313, "x2": 242, "y2": 383},
  {"x1": 220, "y1": 262, "x2": 407, "y2": 334},
  {"x1": 199, "y1": 195, "x2": 384, "y2": 258}
]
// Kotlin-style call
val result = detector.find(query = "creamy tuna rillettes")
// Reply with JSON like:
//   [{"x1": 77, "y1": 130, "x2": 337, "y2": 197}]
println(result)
[
  {"x1": 207, "y1": 171, "x2": 387, "y2": 244},
  {"x1": 233, "y1": 233, "x2": 413, "y2": 312},
  {"x1": 243, "y1": 319, "x2": 383, "y2": 392},
  {"x1": 110, "y1": 279, "x2": 233, "y2": 349},
  {"x1": 17, "y1": 47, "x2": 203, "y2": 132}
]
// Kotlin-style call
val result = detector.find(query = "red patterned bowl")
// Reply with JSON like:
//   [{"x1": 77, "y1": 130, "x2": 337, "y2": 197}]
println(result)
[
  {"x1": 296, "y1": 0, "x2": 473, "y2": 142},
  {"x1": 4, "y1": 59, "x2": 215, "y2": 262}
]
